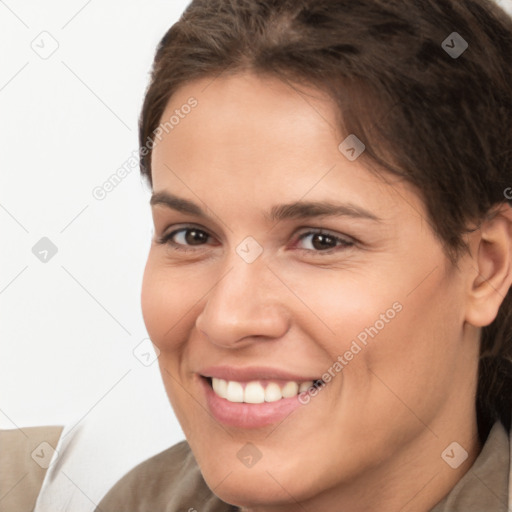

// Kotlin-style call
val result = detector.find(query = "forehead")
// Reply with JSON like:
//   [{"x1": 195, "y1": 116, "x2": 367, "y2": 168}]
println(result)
[
  {"x1": 154, "y1": 72, "x2": 340, "y2": 161},
  {"x1": 150, "y1": 72, "x2": 423, "y2": 223}
]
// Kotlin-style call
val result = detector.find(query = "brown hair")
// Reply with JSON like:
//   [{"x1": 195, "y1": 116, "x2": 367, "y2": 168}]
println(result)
[{"x1": 139, "y1": 0, "x2": 512, "y2": 441}]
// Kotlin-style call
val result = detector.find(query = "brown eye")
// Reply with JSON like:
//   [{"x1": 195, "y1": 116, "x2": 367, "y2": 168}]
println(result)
[
  {"x1": 306, "y1": 233, "x2": 337, "y2": 250},
  {"x1": 179, "y1": 228, "x2": 209, "y2": 245},
  {"x1": 295, "y1": 230, "x2": 354, "y2": 253},
  {"x1": 158, "y1": 227, "x2": 212, "y2": 250}
]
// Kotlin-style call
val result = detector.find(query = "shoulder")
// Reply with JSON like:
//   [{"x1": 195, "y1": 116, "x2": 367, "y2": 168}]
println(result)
[{"x1": 95, "y1": 440, "x2": 235, "y2": 512}]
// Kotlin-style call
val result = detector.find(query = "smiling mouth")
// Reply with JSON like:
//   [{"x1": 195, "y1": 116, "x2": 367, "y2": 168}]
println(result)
[{"x1": 204, "y1": 376, "x2": 324, "y2": 404}]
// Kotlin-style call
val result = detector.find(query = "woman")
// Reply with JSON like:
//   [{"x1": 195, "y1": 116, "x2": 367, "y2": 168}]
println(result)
[{"x1": 96, "y1": 0, "x2": 512, "y2": 510}]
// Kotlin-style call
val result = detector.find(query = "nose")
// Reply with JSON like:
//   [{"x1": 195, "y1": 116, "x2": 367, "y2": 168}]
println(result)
[{"x1": 195, "y1": 253, "x2": 291, "y2": 348}]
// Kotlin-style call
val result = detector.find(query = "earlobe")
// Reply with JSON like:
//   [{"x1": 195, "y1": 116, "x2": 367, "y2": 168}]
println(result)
[{"x1": 465, "y1": 203, "x2": 512, "y2": 328}]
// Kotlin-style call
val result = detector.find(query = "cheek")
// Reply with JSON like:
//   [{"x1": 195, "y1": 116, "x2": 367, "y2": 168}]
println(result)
[
  {"x1": 141, "y1": 260, "x2": 198, "y2": 419},
  {"x1": 140, "y1": 255, "x2": 197, "y2": 350},
  {"x1": 298, "y1": 260, "x2": 462, "y2": 401},
  {"x1": 282, "y1": 265, "x2": 404, "y2": 358},
  {"x1": 346, "y1": 271, "x2": 464, "y2": 418}
]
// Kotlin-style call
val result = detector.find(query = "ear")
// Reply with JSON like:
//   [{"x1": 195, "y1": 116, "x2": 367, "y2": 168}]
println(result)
[{"x1": 465, "y1": 202, "x2": 512, "y2": 327}]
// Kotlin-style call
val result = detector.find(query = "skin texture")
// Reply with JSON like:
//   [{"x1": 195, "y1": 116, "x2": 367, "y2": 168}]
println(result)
[{"x1": 141, "y1": 72, "x2": 512, "y2": 511}]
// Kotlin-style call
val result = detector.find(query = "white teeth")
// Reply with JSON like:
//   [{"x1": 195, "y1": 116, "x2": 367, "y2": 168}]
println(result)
[
  {"x1": 281, "y1": 381, "x2": 299, "y2": 398},
  {"x1": 299, "y1": 381, "x2": 312, "y2": 392},
  {"x1": 244, "y1": 382, "x2": 265, "y2": 403},
  {"x1": 212, "y1": 377, "x2": 227, "y2": 399},
  {"x1": 226, "y1": 381, "x2": 244, "y2": 402},
  {"x1": 210, "y1": 378, "x2": 315, "y2": 403},
  {"x1": 264, "y1": 382, "x2": 282, "y2": 402}
]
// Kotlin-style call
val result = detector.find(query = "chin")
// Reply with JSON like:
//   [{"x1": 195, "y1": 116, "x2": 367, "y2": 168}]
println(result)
[
  {"x1": 197, "y1": 453, "x2": 323, "y2": 507},
  {"x1": 202, "y1": 472, "x2": 297, "y2": 508}
]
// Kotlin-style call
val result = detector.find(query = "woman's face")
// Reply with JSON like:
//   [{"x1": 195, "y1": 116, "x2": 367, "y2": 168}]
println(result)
[{"x1": 142, "y1": 72, "x2": 479, "y2": 508}]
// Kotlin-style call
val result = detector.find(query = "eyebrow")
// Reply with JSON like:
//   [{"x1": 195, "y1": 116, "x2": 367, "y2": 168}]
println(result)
[{"x1": 150, "y1": 191, "x2": 382, "y2": 223}]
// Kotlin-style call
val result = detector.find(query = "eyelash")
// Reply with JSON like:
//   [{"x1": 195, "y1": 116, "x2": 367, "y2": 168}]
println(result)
[{"x1": 156, "y1": 225, "x2": 355, "y2": 256}]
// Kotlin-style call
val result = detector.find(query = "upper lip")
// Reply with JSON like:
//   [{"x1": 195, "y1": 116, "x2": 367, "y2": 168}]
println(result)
[{"x1": 199, "y1": 365, "x2": 320, "y2": 382}]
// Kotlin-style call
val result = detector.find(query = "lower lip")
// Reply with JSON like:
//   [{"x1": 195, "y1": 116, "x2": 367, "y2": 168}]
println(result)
[{"x1": 200, "y1": 377, "x2": 305, "y2": 429}]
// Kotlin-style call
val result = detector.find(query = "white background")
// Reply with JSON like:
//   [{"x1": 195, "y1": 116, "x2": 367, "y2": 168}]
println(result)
[
  {"x1": 0, "y1": 1, "x2": 190, "y2": 510},
  {"x1": 1, "y1": 0, "x2": 512, "y2": 510}
]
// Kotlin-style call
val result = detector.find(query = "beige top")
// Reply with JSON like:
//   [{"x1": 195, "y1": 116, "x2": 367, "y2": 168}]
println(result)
[
  {"x1": 431, "y1": 420, "x2": 510, "y2": 511},
  {"x1": 96, "y1": 420, "x2": 510, "y2": 511},
  {"x1": 0, "y1": 425, "x2": 63, "y2": 512}
]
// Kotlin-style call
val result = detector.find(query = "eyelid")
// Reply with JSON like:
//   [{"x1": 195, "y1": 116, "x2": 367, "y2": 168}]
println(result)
[{"x1": 295, "y1": 227, "x2": 355, "y2": 243}]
